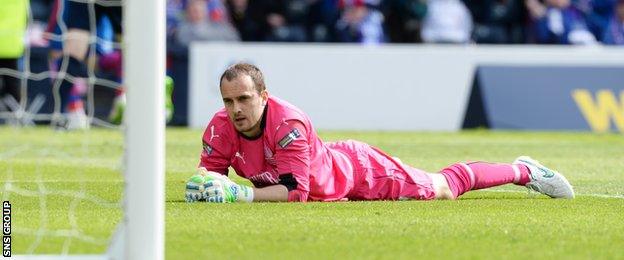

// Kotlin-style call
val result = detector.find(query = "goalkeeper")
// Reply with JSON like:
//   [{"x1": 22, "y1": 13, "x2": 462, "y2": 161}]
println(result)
[{"x1": 186, "y1": 63, "x2": 575, "y2": 203}]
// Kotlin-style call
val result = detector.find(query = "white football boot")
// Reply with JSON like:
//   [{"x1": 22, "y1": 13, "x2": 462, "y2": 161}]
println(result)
[
  {"x1": 513, "y1": 156, "x2": 575, "y2": 199},
  {"x1": 65, "y1": 109, "x2": 89, "y2": 130}
]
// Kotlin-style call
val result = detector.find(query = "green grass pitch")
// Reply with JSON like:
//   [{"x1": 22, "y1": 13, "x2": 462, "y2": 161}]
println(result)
[{"x1": 1, "y1": 127, "x2": 623, "y2": 258}]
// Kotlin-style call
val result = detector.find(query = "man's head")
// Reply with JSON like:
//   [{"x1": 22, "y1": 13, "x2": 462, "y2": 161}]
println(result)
[
  {"x1": 546, "y1": 0, "x2": 570, "y2": 9},
  {"x1": 186, "y1": 0, "x2": 207, "y2": 24},
  {"x1": 219, "y1": 63, "x2": 268, "y2": 137},
  {"x1": 617, "y1": 0, "x2": 624, "y2": 21}
]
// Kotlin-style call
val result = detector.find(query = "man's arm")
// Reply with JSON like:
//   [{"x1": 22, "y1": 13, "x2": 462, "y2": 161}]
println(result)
[
  {"x1": 253, "y1": 185, "x2": 288, "y2": 202},
  {"x1": 273, "y1": 121, "x2": 312, "y2": 202},
  {"x1": 186, "y1": 170, "x2": 288, "y2": 203},
  {"x1": 199, "y1": 119, "x2": 233, "y2": 174}
]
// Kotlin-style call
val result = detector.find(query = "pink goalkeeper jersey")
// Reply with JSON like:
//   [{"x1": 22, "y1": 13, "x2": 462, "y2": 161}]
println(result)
[{"x1": 199, "y1": 95, "x2": 354, "y2": 202}]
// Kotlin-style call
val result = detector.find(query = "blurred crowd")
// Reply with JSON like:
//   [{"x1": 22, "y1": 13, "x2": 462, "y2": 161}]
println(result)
[
  {"x1": 21, "y1": 0, "x2": 624, "y2": 48},
  {"x1": 163, "y1": 0, "x2": 624, "y2": 45}
]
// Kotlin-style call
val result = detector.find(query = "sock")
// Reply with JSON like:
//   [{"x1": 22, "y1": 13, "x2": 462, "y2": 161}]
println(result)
[
  {"x1": 114, "y1": 87, "x2": 125, "y2": 97},
  {"x1": 440, "y1": 161, "x2": 531, "y2": 198},
  {"x1": 59, "y1": 57, "x2": 88, "y2": 112},
  {"x1": 66, "y1": 56, "x2": 88, "y2": 78},
  {"x1": 66, "y1": 78, "x2": 87, "y2": 113}
]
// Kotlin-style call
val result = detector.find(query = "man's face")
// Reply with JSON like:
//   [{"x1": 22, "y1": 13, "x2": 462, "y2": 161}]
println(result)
[
  {"x1": 220, "y1": 75, "x2": 268, "y2": 137},
  {"x1": 617, "y1": 3, "x2": 624, "y2": 21},
  {"x1": 187, "y1": 0, "x2": 206, "y2": 24},
  {"x1": 546, "y1": 0, "x2": 570, "y2": 8}
]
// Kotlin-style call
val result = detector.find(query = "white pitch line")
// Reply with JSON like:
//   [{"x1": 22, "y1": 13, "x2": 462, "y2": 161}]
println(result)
[{"x1": 480, "y1": 189, "x2": 624, "y2": 199}]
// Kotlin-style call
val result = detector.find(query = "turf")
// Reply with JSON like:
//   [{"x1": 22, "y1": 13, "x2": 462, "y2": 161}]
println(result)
[{"x1": 1, "y1": 127, "x2": 623, "y2": 259}]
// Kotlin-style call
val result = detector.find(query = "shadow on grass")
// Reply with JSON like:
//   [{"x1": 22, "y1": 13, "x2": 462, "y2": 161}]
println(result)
[
  {"x1": 457, "y1": 196, "x2": 549, "y2": 200},
  {"x1": 163, "y1": 197, "x2": 549, "y2": 204},
  {"x1": 167, "y1": 199, "x2": 189, "y2": 203}
]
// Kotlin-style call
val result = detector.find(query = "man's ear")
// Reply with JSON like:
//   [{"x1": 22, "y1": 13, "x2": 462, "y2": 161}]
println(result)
[{"x1": 261, "y1": 90, "x2": 269, "y2": 105}]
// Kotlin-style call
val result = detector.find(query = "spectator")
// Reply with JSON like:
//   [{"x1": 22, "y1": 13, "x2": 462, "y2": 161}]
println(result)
[
  {"x1": 573, "y1": 0, "x2": 616, "y2": 40},
  {"x1": 463, "y1": 0, "x2": 526, "y2": 43},
  {"x1": 269, "y1": 0, "x2": 310, "y2": 42},
  {"x1": 602, "y1": 0, "x2": 624, "y2": 44},
  {"x1": 335, "y1": 0, "x2": 386, "y2": 44},
  {"x1": 225, "y1": 0, "x2": 250, "y2": 39},
  {"x1": 421, "y1": 0, "x2": 473, "y2": 43},
  {"x1": 240, "y1": 0, "x2": 309, "y2": 42},
  {"x1": 167, "y1": 0, "x2": 186, "y2": 38},
  {"x1": 175, "y1": 0, "x2": 240, "y2": 46},
  {"x1": 306, "y1": 0, "x2": 342, "y2": 42},
  {"x1": 527, "y1": 0, "x2": 598, "y2": 44},
  {"x1": 382, "y1": 0, "x2": 428, "y2": 43}
]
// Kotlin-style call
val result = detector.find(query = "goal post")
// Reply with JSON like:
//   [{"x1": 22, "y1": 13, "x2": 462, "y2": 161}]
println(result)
[{"x1": 123, "y1": 0, "x2": 165, "y2": 259}]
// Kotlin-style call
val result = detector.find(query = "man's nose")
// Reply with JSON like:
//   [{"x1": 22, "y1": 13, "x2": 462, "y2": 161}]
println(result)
[{"x1": 232, "y1": 102, "x2": 242, "y2": 113}]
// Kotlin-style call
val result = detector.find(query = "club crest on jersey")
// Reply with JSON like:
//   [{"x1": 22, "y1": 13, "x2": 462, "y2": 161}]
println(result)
[
  {"x1": 203, "y1": 142, "x2": 213, "y2": 155},
  {"x1": 278, "y1": 128, "x2": 301, "y2": 148}
]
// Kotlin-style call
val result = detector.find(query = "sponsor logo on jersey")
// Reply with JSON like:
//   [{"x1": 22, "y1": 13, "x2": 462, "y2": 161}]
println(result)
[
  {"x1": 235, "y1": 151, "x2": 246, "y2": 164},
  {"x1": 209, "y1": 125, "x2": 220, "y2": 141},
  {"x1": 278, "y1": 128, "x2": 301, "y2": 148}
]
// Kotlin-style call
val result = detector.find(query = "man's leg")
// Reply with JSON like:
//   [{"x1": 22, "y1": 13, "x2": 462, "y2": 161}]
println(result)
[
  {"x1": 438, "y1": 158, "x2": 574, "y2": 199},
  {"x1": 64, "y1": 30, "x2": 90, "y2": 61},
  {"x1": 428, "y1": 173, "x2": 454, "y2": 200},
  {"x1": 57, "y1": 1, "x2": 92, "y2": 128},
  {"x1": 340, "y1": 141, "x2": 440, "y2": 201},
  {"x1": 438, "y1": 161, "x2": 530, "y2": 199},
  {"x1": 60, "y1": 31, "x2": 89, "y2": 129}
]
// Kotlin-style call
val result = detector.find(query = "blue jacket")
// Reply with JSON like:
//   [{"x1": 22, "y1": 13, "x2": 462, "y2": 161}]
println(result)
[{"x1": 533, "y1": 7, "x2": 589, "y2": 44}]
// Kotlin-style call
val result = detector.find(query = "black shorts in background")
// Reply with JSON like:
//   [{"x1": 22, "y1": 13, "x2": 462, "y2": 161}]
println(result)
[
  {"x1": 0, "y1": 58, "x2": 21, "y2": 101},
  {"x1": 64, "y1": 0, "x2": 123, "y2": 33}
]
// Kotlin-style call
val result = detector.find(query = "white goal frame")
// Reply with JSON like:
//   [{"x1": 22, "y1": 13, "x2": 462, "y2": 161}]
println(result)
[{"x1": 122, "y1": 0, "x2": 165, "y2": 259}]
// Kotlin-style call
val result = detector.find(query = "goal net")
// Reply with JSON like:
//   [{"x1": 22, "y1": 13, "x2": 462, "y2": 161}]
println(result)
[{"x1": 0, "y1": 0, "x2": 164, "y2": 259}]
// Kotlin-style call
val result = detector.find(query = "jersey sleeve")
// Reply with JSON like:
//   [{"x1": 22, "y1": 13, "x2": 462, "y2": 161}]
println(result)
[
  {"x1": 273, "y1": 120, "x2": 311, "y2": 202},
  {"x1": 198, "y1": 117, "x2": 234, "y2": 175}
]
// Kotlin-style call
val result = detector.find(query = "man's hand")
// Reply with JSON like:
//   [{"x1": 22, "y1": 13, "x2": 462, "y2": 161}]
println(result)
[{"x1": 185, "y1": 168, "x2": 254, "y2": 203}]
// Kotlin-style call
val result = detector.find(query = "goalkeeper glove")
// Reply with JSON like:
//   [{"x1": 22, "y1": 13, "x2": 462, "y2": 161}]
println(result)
[{"x1": 185, "y1": 169, "x2": 254, "y2": 203}]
